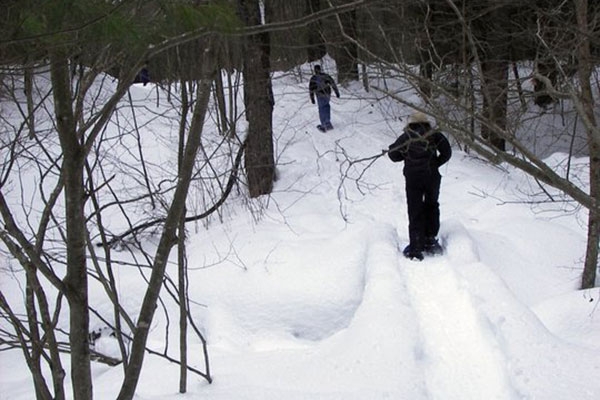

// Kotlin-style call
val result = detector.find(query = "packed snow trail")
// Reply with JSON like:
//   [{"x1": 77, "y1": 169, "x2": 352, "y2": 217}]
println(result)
[{"x1": 399, "y1": 232, "x2": 519, "y2": 400}]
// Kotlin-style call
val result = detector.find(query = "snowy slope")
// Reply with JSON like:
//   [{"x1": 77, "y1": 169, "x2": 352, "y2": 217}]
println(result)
[{"x1": 1, "y1": 64, "x2": 600, "y2": 399}]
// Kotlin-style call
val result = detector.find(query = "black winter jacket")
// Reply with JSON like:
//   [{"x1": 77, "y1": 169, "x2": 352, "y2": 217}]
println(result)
[
  {"x1": 388, "y1": 123, "x2": 452, "y2": 175},
  {"x1": 309, "y1": 73, "x2": 340, "y2": 102}
]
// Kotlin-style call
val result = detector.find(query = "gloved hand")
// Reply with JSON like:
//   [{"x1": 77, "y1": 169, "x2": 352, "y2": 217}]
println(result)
[
  {"x1": 311, "y1": 98, "x2": 315, "y2": 104},
  {"x1": 336, "y1": 93, "x2": 340, "y2": 98}
]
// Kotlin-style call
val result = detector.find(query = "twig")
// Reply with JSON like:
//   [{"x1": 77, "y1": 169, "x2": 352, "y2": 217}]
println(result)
[{"x1": 104, "y1": 139, "x2": 246, "y2": 247}]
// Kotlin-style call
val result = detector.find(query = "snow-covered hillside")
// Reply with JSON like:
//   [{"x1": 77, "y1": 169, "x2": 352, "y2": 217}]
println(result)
[{"x1": 1, "y1": 63, "x2": 599, "y2": 399}]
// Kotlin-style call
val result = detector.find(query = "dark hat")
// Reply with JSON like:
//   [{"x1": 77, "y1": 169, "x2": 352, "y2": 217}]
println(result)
[{"x1": 314, "y1": 64, "x2": 321, "y2": 72}]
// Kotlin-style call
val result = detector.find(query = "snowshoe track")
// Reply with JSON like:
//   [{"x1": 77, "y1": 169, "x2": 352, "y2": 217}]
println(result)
[{"x1": 401, "y1": 233, "x2": 517, "y2": 400}]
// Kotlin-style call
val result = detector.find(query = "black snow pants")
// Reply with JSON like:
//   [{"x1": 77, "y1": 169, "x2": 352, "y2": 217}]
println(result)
[{"x1": 404, "y1": 170, "x2": 441, "y2": 251}]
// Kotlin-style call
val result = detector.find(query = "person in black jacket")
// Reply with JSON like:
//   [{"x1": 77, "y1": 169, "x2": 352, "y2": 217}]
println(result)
[
  {"x1": 309, "y1": 65, "x2": 340, "y2": 132},
  {"x1": 388, "y1": 112, "x2": 452, "y2": 261}
]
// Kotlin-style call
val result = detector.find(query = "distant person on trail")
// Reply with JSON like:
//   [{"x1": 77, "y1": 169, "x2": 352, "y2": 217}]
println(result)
[
  {"x1": 309, "y1": 64, "x2": 340, "y2": 132},
  {"x1": 133, "y1": 64, "x2": 150, "y2": 86},
  {"x1": 387, "y1": 112, "x2": 452, "y2": 261}
]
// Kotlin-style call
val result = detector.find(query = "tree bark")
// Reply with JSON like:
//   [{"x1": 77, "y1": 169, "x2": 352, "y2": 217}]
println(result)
[
  {"x1": 306, "y1": 0, "x2": 327, "y2": 61},
  {"x1": 481, "y1": 57, "x2": 508, "y2": 152},
  {"x1": 419, "y1": 60, "x2": 433, "y2": 99},
  {"x1": 24, "y1": 63, "x2": 36, "y2": 139},
  {"x1": 31, "y1": 271, "x2": 66, "y2": 400},
  {"x1": 178, "y1": 212, "x2": 188, "y2": 393},
  {"x1": 50, "y1": 50, "x2": 93, "y2": 400},
  {"x1": 24, "y1": 273, "x2": 46, "y2": 400},
  {"x1": 333, "y1": 8, "x2": 359, "y2": 84},
  {"x1": 177, "y1": 80, "x2": 190, "y2": 393},
  {"x1": 325, "y1": 0, "x2": 359, "y2": 84},
  {"x1": 240, "y1": 0, "x2": 276, "y2": 198},
  {"x1": 574, "y1": 0, "x2": 599, "y2": 289},
  {"x1": 214, "y1": 71, "x2": 230, "y2": 135}
]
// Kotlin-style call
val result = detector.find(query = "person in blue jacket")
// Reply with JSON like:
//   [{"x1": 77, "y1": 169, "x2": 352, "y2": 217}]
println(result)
[
  {"x1": 388, "y1": 112, "x2": 452, "y2": 261},
  {"x1": 309, "y1": 65, "x2": 340, "y2": 132}
]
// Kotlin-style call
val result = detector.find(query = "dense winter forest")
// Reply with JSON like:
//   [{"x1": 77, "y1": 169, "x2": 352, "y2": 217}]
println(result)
[{"x1": 1, "y1": 1, "x2": 599, "y2": 399}]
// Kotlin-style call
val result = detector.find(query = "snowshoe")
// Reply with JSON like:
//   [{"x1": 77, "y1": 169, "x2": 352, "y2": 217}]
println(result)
[
  {"x1": 403, "y1": 244, "x2": 424, "y2": 261},
  {"x1": 424, "y1": 237, "x2": 443, "y2": 256}
]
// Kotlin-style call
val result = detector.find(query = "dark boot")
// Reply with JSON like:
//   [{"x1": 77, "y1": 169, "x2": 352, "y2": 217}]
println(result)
[
  {"x1": 403, "y1": 244, "x2": 424, "y2": 261},
  {"x1": 424, "y1": 237, "x2": 443, "y2": 255}
]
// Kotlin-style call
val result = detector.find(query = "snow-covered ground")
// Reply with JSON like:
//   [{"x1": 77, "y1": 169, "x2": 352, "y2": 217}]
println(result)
[{"x1": 1, "y1": 63, "x2": 599, "y2": 399}]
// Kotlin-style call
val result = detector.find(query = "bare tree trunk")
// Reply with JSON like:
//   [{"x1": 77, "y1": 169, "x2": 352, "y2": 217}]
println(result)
[
  {"x1": 584, "y1": 172, "x2": 600, "y2": 288},
  {"x1": 361, "y1": 63, "x2": 369, "y2": 92},
  {"x1": 24, "y1": 63, "x2": 36, "y2": 139},
  {"x1": 511, "y1": 62, "x2": 526, "y2": 110},
  {"x1": 306, "y1": 0, "x2": 327, "y2": 62},
  {"x1": 24, "y1": 274, "x2": 46, "y2": 400},
  {"x1": 227, "y1": 69, "x2": 240, "y2": 139},
  {"x1": 214, "y1": 71, "x2": 230, "y2": 135},
  {"x1": 117, "y1": 76, "x2": 213, "y2": 400},
  {"x1": 478, "y1": 1, "x2": 511, "y2": 152},
  {"x1": 177, "y1": 80, "x2": 190, "y2": 393},
  {"x1": 533, "y1": 58, "x2": 557, "y2": 108},
  {"x1": 177, "y1": 212, "x2": 188, "y2": 393},
  {"x1": 334, "y1": 8, "x2": 359, "y2": 84},
  {"x1": 419, "y1": 60, "x2": 433, "y2": 99},
  {"x1": 50, "y1": 50, "x2": 93, "y2": 400},
  {"x1": 239, "y1": 0, "x2": 276, "y2": 198},
  {"x1": 481, "y1": 57, "x2": 508, "y2": 152},
  {"x1": 574, "y1": 0, "x2": 599, "y2": 289},
  {"x1": 31, "y1": 272, "x2": 66, "y2": 400}
]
